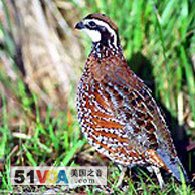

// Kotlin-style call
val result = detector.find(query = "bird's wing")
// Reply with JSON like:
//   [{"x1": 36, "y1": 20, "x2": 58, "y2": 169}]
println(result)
[
  {"x1": 86, "y1": 55, "x2": 188, "y2": 181},
  {"x1": 89, "y1": 55, "x2": 179, "y2": 169},
  {"x1": 92, "y1": 56, "x2": 174, "y2": 152},
  {"x1": 103, "y1": 57, "x2": 189, "y2": 180}
]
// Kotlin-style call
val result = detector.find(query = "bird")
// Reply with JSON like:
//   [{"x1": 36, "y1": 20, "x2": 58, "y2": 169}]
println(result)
[{"x1": 75, "y1": 13, "x2": 188, "y2": 188}]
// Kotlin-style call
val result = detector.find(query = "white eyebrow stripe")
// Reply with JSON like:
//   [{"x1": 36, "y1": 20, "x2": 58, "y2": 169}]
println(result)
[{"x1": 84, "y1": 19, "x2": 118, "y2": 47}]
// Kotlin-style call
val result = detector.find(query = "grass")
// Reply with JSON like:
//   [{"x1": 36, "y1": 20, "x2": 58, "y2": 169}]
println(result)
[{"x1": 0, "y1": 0, "x2": 195, "y2": 194}]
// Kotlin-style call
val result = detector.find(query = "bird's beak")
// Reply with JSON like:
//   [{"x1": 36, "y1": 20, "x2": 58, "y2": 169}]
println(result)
[{"x1": 75, "y1": 21, "x2": 85, "y2": 30}]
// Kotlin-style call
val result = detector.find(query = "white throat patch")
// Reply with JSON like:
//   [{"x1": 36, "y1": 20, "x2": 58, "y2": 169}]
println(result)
[{"x1": 83, "y1": 28, "x2": 101, "y2": 42}]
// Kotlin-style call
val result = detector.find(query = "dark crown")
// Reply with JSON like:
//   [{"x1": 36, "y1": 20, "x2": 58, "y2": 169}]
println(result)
[{"x1": 84, "y1": 13, "x2": 118, "y2": 33}]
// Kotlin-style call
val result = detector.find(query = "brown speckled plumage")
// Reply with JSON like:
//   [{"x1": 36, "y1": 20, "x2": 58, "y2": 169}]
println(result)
[{"x1": 75, "y1": 13, "x2": 188, "y2": 187}]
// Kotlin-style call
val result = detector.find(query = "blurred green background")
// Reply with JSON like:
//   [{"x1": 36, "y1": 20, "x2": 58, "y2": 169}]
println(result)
[{"x1": 0, "y1": 0, "x2": 194, "y2": 193}]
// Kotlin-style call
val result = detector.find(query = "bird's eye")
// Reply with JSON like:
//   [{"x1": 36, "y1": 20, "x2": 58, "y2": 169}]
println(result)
[{"x1": 89, "y1": 21, "x2": 96, "y2": 27}]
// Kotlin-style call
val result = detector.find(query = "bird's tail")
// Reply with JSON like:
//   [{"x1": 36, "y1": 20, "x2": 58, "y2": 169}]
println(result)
[{"x1": 157, "y1": 149, "x2": 189, "y2": 183}]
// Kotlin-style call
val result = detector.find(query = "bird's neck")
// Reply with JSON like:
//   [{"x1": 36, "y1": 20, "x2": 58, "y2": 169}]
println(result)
[{"x1": 91, "y1": 41, "x2": 122, "y2": 59}]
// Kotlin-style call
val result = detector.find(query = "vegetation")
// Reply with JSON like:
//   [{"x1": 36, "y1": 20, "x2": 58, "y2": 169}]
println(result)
[{"x1": 0, "y1": 0, "x2": 194, "y2": 193}]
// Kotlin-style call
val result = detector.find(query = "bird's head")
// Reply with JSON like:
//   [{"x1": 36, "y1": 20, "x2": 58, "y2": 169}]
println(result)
[{"x1": 75, "y1": 13, "x2": 120, "y2": 48}]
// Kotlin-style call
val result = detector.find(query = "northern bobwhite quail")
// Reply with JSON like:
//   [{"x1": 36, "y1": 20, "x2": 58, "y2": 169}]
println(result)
[{"x1": 75, "y1": 13, "x2": 188, "y2": 188}]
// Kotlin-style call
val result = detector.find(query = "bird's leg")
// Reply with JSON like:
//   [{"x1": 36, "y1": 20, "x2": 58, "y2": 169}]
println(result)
[
  {"x1": 128, "y1": 168, "x2": 132, "y2": 178},
  {"x1": 116, "y1": 167, "x2": 127, "y2": 187},
  {"x1": 151, "y1": 166, "x2": 165, "y2": 189}
]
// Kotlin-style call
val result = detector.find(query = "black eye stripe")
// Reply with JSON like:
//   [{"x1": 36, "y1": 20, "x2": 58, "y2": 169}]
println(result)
[{"x1": 89, "y1": 21, "x2": 96, "y2": 26}]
